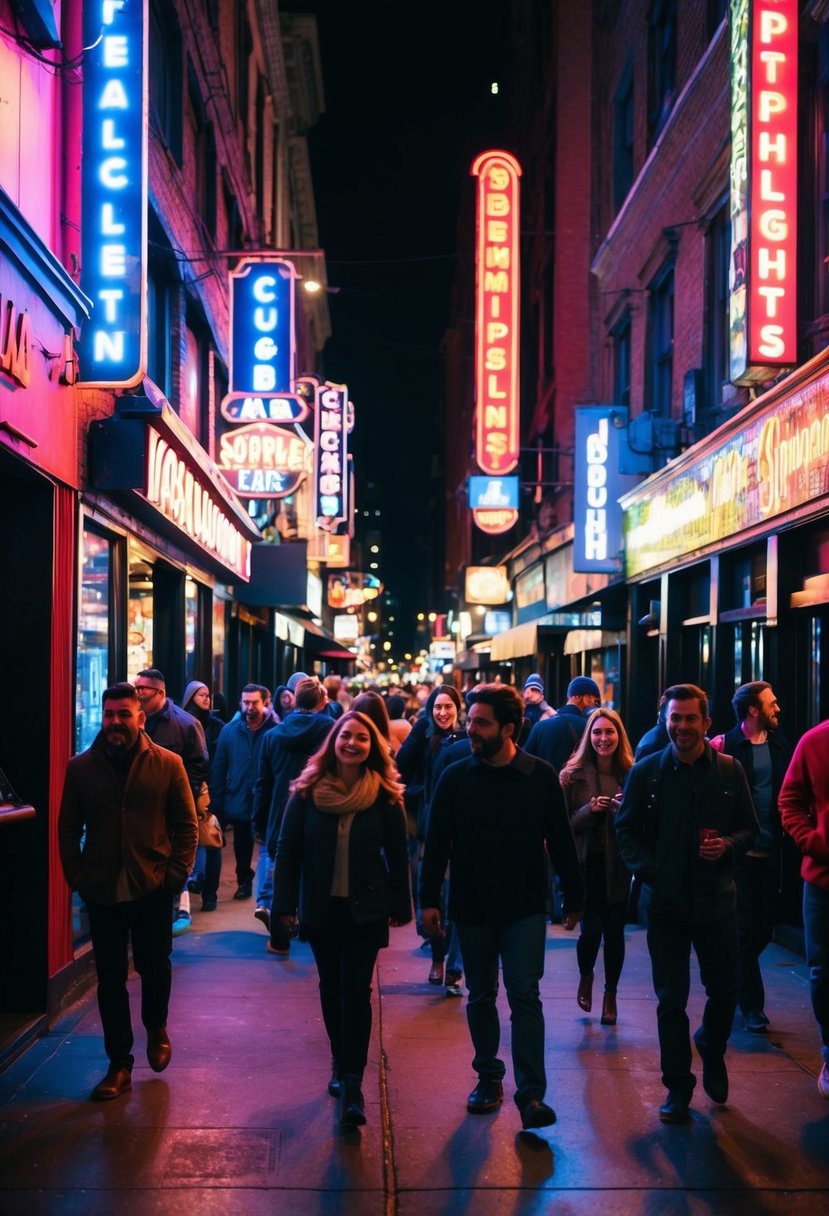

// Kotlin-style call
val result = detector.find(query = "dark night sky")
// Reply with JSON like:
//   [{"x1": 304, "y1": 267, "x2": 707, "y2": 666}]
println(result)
[{"x1": 291, "y1": 2, "x2": 510, "y2": 653}]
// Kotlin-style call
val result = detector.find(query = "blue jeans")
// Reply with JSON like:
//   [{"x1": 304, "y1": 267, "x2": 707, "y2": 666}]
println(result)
[
  {"x1": 255, "y1": 847, "x2": 274, "y2": 907},
  {"x1": 803, "y1": 881, "x2": 829, "y2": 1064},
  {"x1": 455, "y1": 914, "x2": 547, "y2": 1108}
]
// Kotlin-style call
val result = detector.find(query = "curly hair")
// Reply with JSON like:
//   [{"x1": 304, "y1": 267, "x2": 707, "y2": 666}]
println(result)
[
  {"x1": 291, "y1": 711, "x2": 403, "y2": 802},
  {"x1": 561, "y1": 708, "x2": 634, "y2": 783}
]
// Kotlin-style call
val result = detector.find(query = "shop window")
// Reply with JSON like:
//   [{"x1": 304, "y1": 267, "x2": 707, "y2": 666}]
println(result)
[
  {"x1": 185, "y1": 577, "x2": 199, "y2": 683},
  {"x1": 614, "y1": 59, "x2": 634, "y2": 213},
  {"x1": 647, "y1": 0, "x2": 677, "y2": 148},
  {"x1": 149, "y1": 0, "x2": 182, "y2": 163},
  {"x1": 129, "y1": 549, "x2": 154, "y2": 678},
  {"x1": 77, "y1": 527, "x2": 113, "y2": 754},
  {"x1": 213, "y1": 597, "x2": 227, "y2": 700},
  {"x1": 647, "y1": 263, "x2": 674, "y2": 416}
]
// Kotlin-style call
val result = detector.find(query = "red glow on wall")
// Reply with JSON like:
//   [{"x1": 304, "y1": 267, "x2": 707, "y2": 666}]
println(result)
[
  {"x1": 748, "y1": 0, "x2": 797, "y2": 369},
  {"x1": 471, "y1": 150, "x2": 521, "y2": 476}
]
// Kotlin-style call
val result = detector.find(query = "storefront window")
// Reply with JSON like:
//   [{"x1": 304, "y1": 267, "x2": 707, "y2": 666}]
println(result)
[
  {"x1": 77, "y1": 527, "x2": 112, "y2": 754},
  {"x1": 213, "y1": 596, "x2": 226, "y2": 698},
  {"x1": 185, "y1": 576, "x2": 198, "y2": 682},
  {"x1": 128, "y1": 547, "x2": 154, "y2": 677}
]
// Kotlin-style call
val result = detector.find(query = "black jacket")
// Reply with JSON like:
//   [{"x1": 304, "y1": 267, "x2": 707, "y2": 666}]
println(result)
[
  {"x1": 718, "y1": 723, "x2": 791, "y2": 849},
  {"x1": 524, "y1": 704, "x2": 589, "y2": 773},
  {"x1": 253, "y1": 710, "x2": 334, "y2": 853}
]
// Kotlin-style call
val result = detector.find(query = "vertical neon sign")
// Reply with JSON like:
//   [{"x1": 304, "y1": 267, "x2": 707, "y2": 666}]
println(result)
[
  {"x1": 729, "y1": 0, "x2": 797, "y2": 385},
  {"x1": 471, "y1": 150, "x2": 521, "y2": 476},
  {"x1": 78, "y1": 0, "x2": 148, "y2": 387}
]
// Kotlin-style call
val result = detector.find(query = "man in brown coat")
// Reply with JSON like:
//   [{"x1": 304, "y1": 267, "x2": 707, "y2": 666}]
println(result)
[{"x1": 59, "y1": 682, "x2": 198, "y2": 1100}]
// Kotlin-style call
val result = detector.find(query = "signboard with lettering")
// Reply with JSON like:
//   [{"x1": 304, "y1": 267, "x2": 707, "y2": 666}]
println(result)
[
  {"x1": 313, "y1": 381, "x2": 349, "y2": 531},
  {"x1": 217, "y1": 420, "x2": 311, "y2": 498},
  {"x1": 729, "y1": 0, "x2": 798, "y2": 385},
  {"x1": 471, "y1": 149, "x2": 521, "y2": 476},
  {"x1": 468, "y1": 475, "x2": 519, "y2": 510},
  {"x1": 622, "y1": 357, "x2": 829, "y2": 577},
  {"x1": 573, "y1": 407, "x2": 637, "y2": 573},
  {"x1": 78, "y1": 0, "x2": 148, "y2": 387},
  {"x1": 226, "y1": 259, "x2": 296, "y2": 399}
]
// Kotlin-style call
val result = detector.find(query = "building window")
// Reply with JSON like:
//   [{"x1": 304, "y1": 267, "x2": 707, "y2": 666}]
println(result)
[
  {"x1": 647, "y1": 0, "x2": 677, "y2": 147},
  {"x1": 77, "y1": 525, "x2": 114, "y2": 754},
  {"x1": 128, "y1": 548, "x2": 155, "y2": 678},
  {"x1": 614, "y1": 60, "x2": 634, "y2": 212},
  {"x1": 148, "y1": 261, "x2": 172, "y2": 398},
  {"x1": 647, "y1": 264, "x2": 674, "y2": 415},
  {"x1": 149, "y1": 0, "x2": 182, "y2": 163},
  {"x1": 612, "y1": 311, "x2": 631, "y2": 408},
  {"x1": 187, "y1": 60, "x2": 217, "y2": 239},
  {"x1": 704, "y1": 204, "x2": 730, "y2": 417}
]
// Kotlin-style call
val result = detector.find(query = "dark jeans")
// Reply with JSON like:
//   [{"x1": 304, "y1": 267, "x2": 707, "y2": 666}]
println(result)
[
  {"x1": 646, "y1": 904, "x2": 738, "y2": 1096},
  {"x1": 735, "y1": 852, "x2": 779, "y2": 1014},
  {"x1": 306, "y1": 898, "x2": 384, "y2": 1079},
  {"x1": 576, "y1": 852, "x2": 626, "y2": 993},
  {"x1": 228, "y1": 818, "x2": 254, "y2": 885},
  {"x1": 455, "y1": 914, "x2": 547, "y2": 1108},
  {"x1": 202, "y1": 845, "x2": 222, "y2": 902},
  {"x1": 803, "y1": 881, "x2": 829, "y2": 1064},
  {"x1": 86, "y1": 886, "x2": 174, "y2": 1071}
]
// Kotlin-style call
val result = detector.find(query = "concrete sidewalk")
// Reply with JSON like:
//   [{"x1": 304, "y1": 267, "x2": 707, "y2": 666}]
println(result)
[{"x1": 1, "y1": 861, "x2": 829, "y2": 1214}]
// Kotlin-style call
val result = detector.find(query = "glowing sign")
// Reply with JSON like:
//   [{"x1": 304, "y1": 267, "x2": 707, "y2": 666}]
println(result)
[
  {"x1": 313, "y1": 382, "x2": 349, "y2": 531},
  {"x1": 468, "y1": 475, "x2": 519, "y2": 509},
  {"x1": 729, "y1": 0, "x2": 798, "y2": 385},
  {"x1": 465, "y1": 566, "x2": 510, "y2": 605},
  {"x1": 472, "y1": 507, "x2": 519, "y2": 535},
  {"x1": 217, "y1": 420, "x2": 311, "y2": 498},
  {"x1": 220, "y1": 393, "x2": 308, "y2": 424},
  {"x1": 78, "y1": 0, "x2": 148, "y2": 387},
  {"x1": 471, "y1": 150, "x2": 521, "y2": 475},
  {"x1": 144, "y1": 426, "x2": 251, "y2": 580},
  {"x1": 0, "y1": 293, "x2": 32, "y2": 387},
  {"x1": 227, "y1": 260, "x2": 296, "y2": 398},
  {"x1": 573, "y1": 408, "x2": 635, "y2": 574}
]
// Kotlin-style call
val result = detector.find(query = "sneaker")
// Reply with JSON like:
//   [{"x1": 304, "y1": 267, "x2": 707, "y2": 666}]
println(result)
[
  {"x1": 172, "y1": 912, "x2": 191, "y2": 937},
  {"x1": 743, "y1": 1009, "x2": 770, "y2": 1034},
  {"x1": 445, "y1": 971, "x2": 463, "y2": 997},
  {"x1": 818, "y1": 1062, "x2": 829, "y2": 1100},
  {"x1": 254, "y1": 906, "x2": 271, "y2": 932},
  {"x1": 445, "y1": 981, "x2": 463, "y2": 997},
  {"x1": 267, "y1": 941, "x2": 290, "y2": 956}
]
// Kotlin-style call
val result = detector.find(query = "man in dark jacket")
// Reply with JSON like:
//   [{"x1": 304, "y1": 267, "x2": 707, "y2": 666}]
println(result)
[
  {"x1": 616, "y1": 683, "x2": 758, "y2": 1124},
  {"x1": 711, "y1": 682, "x2": 791, "y2": 1033},
  {"x1": 524, "y1": 676, "x2": 601, "y2": 773},
  {"x1": 420, "y1": 683, "x2": 583, "y2": 1131},
  {"x1": 253, "y1": 678, "x2": 334, "y2": 952},
  {"x1": 58, "y1": 683, "x2": 197, "y2": 1101},
  {"x1": 210, "y1": 684, "x2": 278, "y2": 899}
]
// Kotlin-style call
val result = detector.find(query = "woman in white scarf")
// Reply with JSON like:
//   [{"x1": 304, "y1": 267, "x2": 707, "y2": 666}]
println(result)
[{"x1": 273, "y1": 711, "x2": 412, "y2": 1127}]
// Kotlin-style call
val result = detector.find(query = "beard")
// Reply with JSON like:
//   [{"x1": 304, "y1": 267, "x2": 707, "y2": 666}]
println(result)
[{"x1": 469, "y1": 734, "x2": 501, "y2": 760}]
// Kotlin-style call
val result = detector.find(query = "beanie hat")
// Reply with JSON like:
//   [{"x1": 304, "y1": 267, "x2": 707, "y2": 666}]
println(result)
[
  {"x1": 567, "y1": 676, "x2": 602, "y2": 700},
  {"x1": 523, "y1": 673, "x2": 544, "y2": 695},
  {"x1": 287, "y1": 671, "x2": 309, "y2": 693}
]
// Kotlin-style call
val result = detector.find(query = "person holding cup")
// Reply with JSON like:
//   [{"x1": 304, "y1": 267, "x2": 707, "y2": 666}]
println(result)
[
  {"x1": 559, "y1": 709, "x2": 635, "y2": 1026},
  {"x1": 615, "y1": 684, "x2": 758, "y2": 1124}
]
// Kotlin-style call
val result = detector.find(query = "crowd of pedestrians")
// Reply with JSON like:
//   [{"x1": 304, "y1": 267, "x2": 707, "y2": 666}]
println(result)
[{"x1": 56, "y1": 667, "x2": 829, "y2": 1133}]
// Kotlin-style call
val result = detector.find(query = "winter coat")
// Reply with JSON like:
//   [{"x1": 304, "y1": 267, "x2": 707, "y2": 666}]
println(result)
[
  {"x1": 253, "y1": 710, "x2": 335, "y2": 853},
  {"x1": 142, "y1": 697, "x2": 208, "y2": 799},
  {"x1": 525, "y1": 704, "x2": 590, "y2": 773},
  {"x1": 58, "y1": 731, "x2": 198, "y2": 905},
  {"x1": 779, "y1": 719, "x2": 829, "y2": 890},
  {"x1": 559, "y1": 763, "x2": 631, "y2": 903},
  {"x1": 209, "y1": 709, "x2": 279, "y2": 824}
]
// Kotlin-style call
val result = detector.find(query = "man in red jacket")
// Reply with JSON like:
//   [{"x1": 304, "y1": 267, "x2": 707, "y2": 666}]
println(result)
[
  {"x1": 779, "y1": 717, "x2": 829, "y2": 1100},
  {"x1": 59, "y1": 682, "x2": 197, "y2": 1101}
]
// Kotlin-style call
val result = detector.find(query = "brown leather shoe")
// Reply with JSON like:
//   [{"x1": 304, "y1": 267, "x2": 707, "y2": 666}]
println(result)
[
  {"x1": 428, "y1": 961, "x2": 445, "y2": 985},
  {"x1": 147, "y1": 1025, "x2": 172, "y2": 1073},
  {"x1": 601, "y1": 992, "x2": 617, "y2": 1025},
  {"x1": 577, "y1": 973, "x2": 593, "y2": 1012},
  {"x1": 91, "y1": 1067, "x2": 132, "y2": 1101}
]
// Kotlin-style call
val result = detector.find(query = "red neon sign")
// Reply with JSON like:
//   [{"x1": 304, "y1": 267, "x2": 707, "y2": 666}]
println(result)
[
  {"x1": 748, "y1": 0, "x2": 797, "y2": 371},
  {"x1": 471, "y1": 150, "x2": 521, "y2": 475}
]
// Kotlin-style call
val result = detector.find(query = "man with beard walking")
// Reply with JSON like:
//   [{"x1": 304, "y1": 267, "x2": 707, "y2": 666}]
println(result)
[
  {"x1": 419, "y1": 683, "x2": 583, "y2": 1130},
  {"x1": 58, "y1": 683, "x2": 197, "y2": 1100}
]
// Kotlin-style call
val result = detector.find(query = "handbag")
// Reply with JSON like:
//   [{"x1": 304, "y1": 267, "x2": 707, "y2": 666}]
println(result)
[{"x1": 195, "y1": 782, "x2": 223, "y2": 848}]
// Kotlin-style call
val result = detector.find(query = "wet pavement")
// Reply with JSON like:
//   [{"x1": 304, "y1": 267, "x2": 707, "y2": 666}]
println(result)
[{"x1": 1, "y1": 860, "x2": 828, "y2": 1214}]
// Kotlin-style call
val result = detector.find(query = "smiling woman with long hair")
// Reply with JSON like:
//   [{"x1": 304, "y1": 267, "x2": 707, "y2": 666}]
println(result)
[
  {"x1": 273, "y1": 711, "x2": 412, "y2": 1127},
  {"x1": 559, "y1": 708, "x2": 634, "y2": 1027}
]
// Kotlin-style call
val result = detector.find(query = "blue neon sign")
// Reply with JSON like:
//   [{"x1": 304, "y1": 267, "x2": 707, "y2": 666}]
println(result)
[
  {"x1": 468, "y1": 475, "x2": 520, "y2": 510},
  {"x1": 78, "y1": 0, "x2": 148, "y2": 387},
  {"x1": 229, "y1": 260, "x2": 296, "y2": 396}
]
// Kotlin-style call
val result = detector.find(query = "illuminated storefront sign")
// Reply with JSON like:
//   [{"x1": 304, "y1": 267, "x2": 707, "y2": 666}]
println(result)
[
  {"x1": 217, "y1": 420, "x2": 311, "y2": 498},
  {"x1": 468, "y1": 475, "x2": 519, "y2": 510},
  {"x1": 729, "y1": 0, "x2": 798, "y2": 385},
  {"x1": 144, "y1": 426, "x2": 251, "y2": 580},
  {"x1": 573, "y1": 407, "x2": 636, "y2": 574},
  {"x1": 226, "y1": 259, "x2": 296, "y2": 399},
  {"x1": 220, "y1": 392, "x2": 308, "y2": 424},
  {"x1": 313, "y1": 381, "x2": 349, "y2": 531},
  {"x1": 327, "y1": 572, "x2": 381, "y2": 609},
  {"x1": 622, "y1": 358, "x2": 829, "y2": 577},
  {"x1": 472, "y1": 507, "x2": 519, "y2": 535},
  {"x1": 471, "y1": 149, "x2": 521, "y2": 476},
  {"x1": 78, "y1": 0, "x2": 148, "y2": 387},
  {"x1": 465, "y1": 565, "x2": 511, "y2": 605},
  {"x1": 0, "y1": 293, "x2": 31, "y2": 387}
]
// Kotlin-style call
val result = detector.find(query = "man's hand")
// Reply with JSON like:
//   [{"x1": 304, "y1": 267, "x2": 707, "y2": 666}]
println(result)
[
  {"x1": 421, "y1": 906, "x2": 442, "y2": 937},
  {"x1": 561, "y1": 911, "x2": 582, "y2": 931}
]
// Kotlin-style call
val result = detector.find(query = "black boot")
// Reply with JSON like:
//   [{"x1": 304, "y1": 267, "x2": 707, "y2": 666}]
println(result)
[
  {"x1": 328, "y1": 1057, "x2": 342, "y2": 1098},
  {"x1": 340, "y1": 1074, "x2": 366, "y2": 1126}
]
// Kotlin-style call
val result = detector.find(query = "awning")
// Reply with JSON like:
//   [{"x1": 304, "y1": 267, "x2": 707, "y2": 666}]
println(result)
[
  {"x1": 562, "y1": 629, "x2": 626, "y2": 656},
  {"x1": 274, "y1": 611, "x2": 355, "y2": 661},
  {"x1": 489, "y1": 620, "x2": 539, "y2": 662}
]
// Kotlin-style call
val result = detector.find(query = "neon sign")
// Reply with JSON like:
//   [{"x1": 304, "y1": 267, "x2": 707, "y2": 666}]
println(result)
[
  {"x1": 226, "y1": 260, "x2": 296, "y2": 400},
  {"x1": 471, "y1": 150, "x2": 521, "y2": 475},
  {"x1": 729, "y1": 0, "x2": 797, "y2": 385},
  {"x1": 217, "y1": 420, "x2": 311, "y2": 498},
  {"x1": 78, "y1": 0, "x2": 148, "y2": 387},
  {"x1": 313, "y1": 382, "x2": 349, "y2": 530},
  {"x1": 573, "y1": 407, "x2": 634, "y2": 573}
]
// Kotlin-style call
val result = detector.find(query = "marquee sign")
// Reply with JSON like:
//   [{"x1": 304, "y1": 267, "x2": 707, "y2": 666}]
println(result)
[
  {"x1": 78, "y1": 0, "x2": 148, "y2": 387},
  {"x1": 471, "y1": 150, "x2": 521, "y2": 476},
  {"x1": 729, "y1": 0, "x2": 798, "y2": 385},
  {"x1": 573, "y1": 407, "x2": 637, "y2": 574},
  {"x1": 217, "y1": 420, "x2": 311, "y2": 498},
  {"x1": 226, "y1": 259, "x2": 296, "y2": 399},
  {"x1": 313, "y1": 381, "x2": 349, "y2": 531}
]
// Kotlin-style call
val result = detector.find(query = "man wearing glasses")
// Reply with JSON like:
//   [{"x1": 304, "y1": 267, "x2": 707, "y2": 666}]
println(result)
[{"x1": 134, "y1": 669, "x2": 209, "y2": 935}]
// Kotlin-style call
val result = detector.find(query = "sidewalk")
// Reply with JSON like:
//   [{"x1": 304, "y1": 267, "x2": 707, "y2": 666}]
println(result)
[{"x1": 1, "y1": 861, "x2": 829, "y2": 1214}]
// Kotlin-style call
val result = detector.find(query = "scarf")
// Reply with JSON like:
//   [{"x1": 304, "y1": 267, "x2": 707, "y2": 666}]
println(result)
[{"x1": 313, "y1": 769, "x2": 381, "y2": 814}]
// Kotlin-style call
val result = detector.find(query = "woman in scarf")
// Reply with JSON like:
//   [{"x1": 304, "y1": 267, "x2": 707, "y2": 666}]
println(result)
[{"x1": 273, "y1": 711, "x2": 412, "y2": 1127}]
